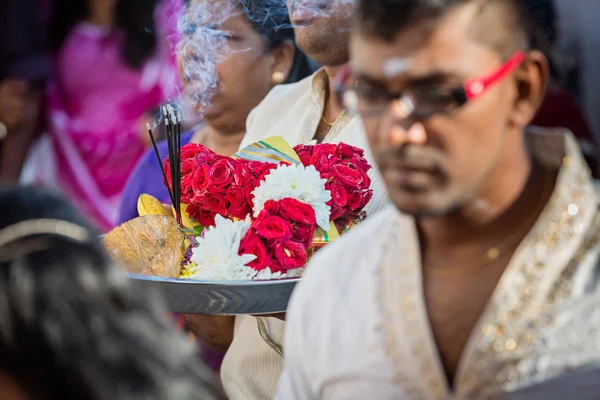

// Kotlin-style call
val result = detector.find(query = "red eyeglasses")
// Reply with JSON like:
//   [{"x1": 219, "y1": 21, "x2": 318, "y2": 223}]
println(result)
[{"x1": 334, "y1": 51, "x2": 527, "y2": 119}]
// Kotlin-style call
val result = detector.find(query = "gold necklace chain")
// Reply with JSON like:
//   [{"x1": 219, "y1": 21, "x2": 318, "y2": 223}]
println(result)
[
  {"x1": 321, "y1": 110, "x2": 345, "y2": 127},
  {"x1": 424, "y1": 170, "x2": 554, "y2": 280},
  {"x1": 321, "y1": 116, "x2": 335, "y2": 126}
]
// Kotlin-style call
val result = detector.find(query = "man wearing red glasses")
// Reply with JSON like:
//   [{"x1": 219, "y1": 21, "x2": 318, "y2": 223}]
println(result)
[{"x1": 278, "y1": 0, "x2": 600, "y2": 399}]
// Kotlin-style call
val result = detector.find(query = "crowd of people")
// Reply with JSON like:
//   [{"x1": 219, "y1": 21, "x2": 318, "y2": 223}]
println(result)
[{"x1": 0, "y1": 0, "x2": 600, "y2": 399}]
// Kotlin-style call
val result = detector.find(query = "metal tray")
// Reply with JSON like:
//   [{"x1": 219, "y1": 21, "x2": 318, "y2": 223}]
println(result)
[{"x1": 127, "y1": 273, "x2": 300, "y2": 315}]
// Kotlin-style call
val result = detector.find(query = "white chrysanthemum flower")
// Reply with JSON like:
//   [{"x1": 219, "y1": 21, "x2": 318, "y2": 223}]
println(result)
[
  {"x1": 254, "y1": 268, "x2": 287, "y2": 280},
  {"x1": 252, "y1": 267, "x2": 302, "y2": 280},
  {"x1": 252, "y1": 164, "x2": 332, "y2": 230},
  {"x1": 186, "y1": 215, "x2": 257, "y2": 280}
]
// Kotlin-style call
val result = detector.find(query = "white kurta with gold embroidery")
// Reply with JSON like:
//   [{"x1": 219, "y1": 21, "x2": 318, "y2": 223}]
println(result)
[{"x1": 276, "y1": 130, "x2": 600, "y2": 399}]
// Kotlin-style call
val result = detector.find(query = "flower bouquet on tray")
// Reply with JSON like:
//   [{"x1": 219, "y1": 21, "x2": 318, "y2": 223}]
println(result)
[
  {"x1": 105, "y1": 135, "x2": 373, "y2": 282},
  {"x1": 103, "y1": 109, "x2": 372, "y2": 286}
]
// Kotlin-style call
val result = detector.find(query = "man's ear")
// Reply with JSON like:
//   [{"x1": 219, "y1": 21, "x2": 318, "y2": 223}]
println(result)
[{"x1": 510, "y1": 50, "x2": 549, "y2": 128}]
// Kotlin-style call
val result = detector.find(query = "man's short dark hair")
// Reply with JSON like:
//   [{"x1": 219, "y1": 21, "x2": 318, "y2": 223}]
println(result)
[{"x1": 355, "y1": 0, "x2": 539, "y2": 57}]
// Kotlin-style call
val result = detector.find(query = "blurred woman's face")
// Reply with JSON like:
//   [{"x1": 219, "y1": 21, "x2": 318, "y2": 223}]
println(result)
[{"x1": 180, "y1": 11, "x2": 285, "y2": 134}]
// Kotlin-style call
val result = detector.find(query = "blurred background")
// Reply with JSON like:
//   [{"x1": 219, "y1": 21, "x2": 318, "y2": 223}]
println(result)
[{"x1": 0, "y1": 0, "x2": 598, "y2": 234}]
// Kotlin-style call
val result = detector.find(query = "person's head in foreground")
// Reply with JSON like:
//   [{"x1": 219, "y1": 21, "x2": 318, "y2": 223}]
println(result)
[
  {"x1": 287, "y1": 0, "x2": 354, "y2": 66},
  {"x1": 0, "y1": 187, "x2": 221, "y2": 400},
  {"x1": 180, "y1": 0, "x2": 313, "y2": 135},
  {"x1": 338, "y1": 0, "x2": 550, "y2": 216}
]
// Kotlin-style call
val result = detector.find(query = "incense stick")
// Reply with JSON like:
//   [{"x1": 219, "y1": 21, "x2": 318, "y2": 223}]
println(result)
[
  {"x1": 146, "y1": 105, "x2": 183, "y2": 225},
  {"x1": 164, "y1": 105, "x2": 182, "y2": 225},
  {"x1": 176, "y1": 111, "x2": 182, "y2": 222},
  {"x1": 164, "y1": 107, "x2": 174, "y2": 214},
  {"x1": 146, "y1": 123, "x2": 175, "y2": 206}
]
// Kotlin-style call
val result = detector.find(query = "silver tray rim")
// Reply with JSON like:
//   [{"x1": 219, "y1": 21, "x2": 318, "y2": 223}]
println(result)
[
  {"x1": 126, "y1": 273, "x2": 301, "y2": 315},
  {"x1": 125, "y1": 272, "x2": 302, "y2": 286}
]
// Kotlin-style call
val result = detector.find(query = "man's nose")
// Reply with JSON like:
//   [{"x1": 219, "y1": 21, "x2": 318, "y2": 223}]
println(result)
[{"x1": 387, "y1": 98, "x2": 427, "y2": 146}]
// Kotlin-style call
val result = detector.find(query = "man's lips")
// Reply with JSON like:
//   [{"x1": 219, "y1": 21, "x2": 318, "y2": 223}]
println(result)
[
  {"x1": 387, "y1": 159, "x2": 439, "y2": 172},
  {"x1": 384, "y1": 167, "x2": 437, "y2": 188},
  {"x1": 381, "y1": 160, "x2": 442, "y2": 188}
]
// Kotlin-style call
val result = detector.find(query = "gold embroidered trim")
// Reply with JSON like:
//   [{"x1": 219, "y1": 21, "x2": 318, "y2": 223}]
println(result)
[
  {"x1": 378, "y1": 214, "x2": 448, "y2": 399},
  {"x1": 458, "y1": 137, "x2": 597, "y2": 398},
  {"x1": 376, "y1": 132, "x2": 598, "y2": 399}
]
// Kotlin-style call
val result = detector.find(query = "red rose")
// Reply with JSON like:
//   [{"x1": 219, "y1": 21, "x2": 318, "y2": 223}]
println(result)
[
  {"x1": 226, "y1": 187, "x2": 251, "y2": 219},
  {"x1": 350, "y1": 154, "x2": 372, "y2": 173},
  {"x1": 249, "y1": 161, "x2": 277, "y2": 182},
  {"x1": 201, "y1": 193, "x2": 227, "y2": 215},
  {"x1": 358, "y1": 168, "x2": 372, "y2": 189},
  {"x1": 278, "y1": 198, "x2": 316, "y2": 225},
  {"x1": 309, "y1": 152, "x2": 331, "y2": 174},
  {"x1": 188, "y1": 206, "x2": 215, "y2": 227},
  {"x1": 181, "y1": 143, "x2": 215, "y2": 160},
  {"x1": 275, "y1": 240, "x2": 308, "y2": 270},
  {"x1": 292, "y1": 223, "x2": 316, "y2": 247},
  {"x1": 332, "y1": 164, "x2": 365, "y2": 189},
  {"x1": 293, "y1": 145, "x2": 313, "y2": 166},
  {"x1": 321, "y1": 171, "x2": 334, "y2": 183},
  {"x1": 330, "y1": 205, "x2": 346, "y2": 221},
  {"x1": 336, "y1": 143, "x2": 364, "y2": 159},
  {"x1": 232, "y1": 161, "x2": 251, "y2": 186},
  {"x1": 348, "y1": 190, "x2": 371, "y2": 210},
  {"x1": 191, "y1": 164, "x2": 211, "y2": 201},
  {"x1": 259, "y1": 199, "x2": 280, "y2": 216},
  {"x1": 180, "y1": 158, "x2": 197, "y2": 176},
  {"x1": 360, "y1": 190, "x2": 374, "y2": 208},
  {"x1": 186, "y1": 203, "x2": 200, "y2": 219},
  {"x1": 314, "y1": 143, "x2": 336, "y2": 156},
  {"x1": 245, "y1": 187, "x2": 255, "y2": 208},
  {"x1": 180, "y1": 175, "x2": 195, "y2": 203},
  {"x1": 210, "y1": 158, "x2": 235, "y2": 188},
  {"x1": 239, "y1": 232, "x2": 271, "y2": 271},
  {"x1": 255, "y1": 216, "x2": 293, "y2": 241},
  {"x1": 329, "y1": 182, "x2": 348, "y2": 207},
  {"x1": 268, "y1": 259, "x2": 286, "y2": 274}
]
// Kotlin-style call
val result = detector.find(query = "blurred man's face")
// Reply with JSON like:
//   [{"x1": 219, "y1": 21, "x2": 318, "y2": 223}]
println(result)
[
  {"x1": 287, "y1": 0, "x2": 353, "y2": 66},
  {"x1": 349, "y1": 4, "x2": 527, "y2": 216}
]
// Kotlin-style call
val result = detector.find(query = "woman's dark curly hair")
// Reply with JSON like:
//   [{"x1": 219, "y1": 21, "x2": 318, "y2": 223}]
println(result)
[
  {"x1": 239, "y1": 0, "x2": 315, "y2": 83},
  {"x1": 0, "y1": 187, "x2": 222, "y2": 400}
]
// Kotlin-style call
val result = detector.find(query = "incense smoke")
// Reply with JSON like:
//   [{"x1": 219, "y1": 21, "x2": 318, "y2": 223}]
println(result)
[
  {"x1": 288, "y1": 0, "x2": 354, "y2": 23},
  {"x1": 173, "y1": 0, "x2": 355, "y2": 121},
  {"x1": 176, "y1": 0, "x2": 241, "y2": 116}
]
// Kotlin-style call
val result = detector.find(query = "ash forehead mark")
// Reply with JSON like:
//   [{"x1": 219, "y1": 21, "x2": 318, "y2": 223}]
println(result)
[{"x1": 383, "y1": 58, "x2": 413, "y2": 79}]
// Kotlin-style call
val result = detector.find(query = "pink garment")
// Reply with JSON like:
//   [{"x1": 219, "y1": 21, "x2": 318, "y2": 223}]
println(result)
[{"x1": 44, "y1": 1, "x2": 181, "y2": 232}]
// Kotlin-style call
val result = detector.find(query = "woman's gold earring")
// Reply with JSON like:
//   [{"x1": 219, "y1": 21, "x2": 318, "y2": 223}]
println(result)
[{"x1": 272, "y1": 71, "x2": 285, "y2": 84}]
